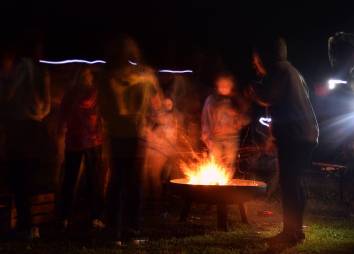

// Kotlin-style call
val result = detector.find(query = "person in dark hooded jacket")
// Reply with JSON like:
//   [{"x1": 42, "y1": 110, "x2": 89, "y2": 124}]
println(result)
[{"x1": 249, "y1": 37, "x2": 319, "y2": 247}]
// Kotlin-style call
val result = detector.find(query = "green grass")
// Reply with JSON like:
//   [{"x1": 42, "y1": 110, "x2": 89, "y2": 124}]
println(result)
[
  {"x1": 0, "y1": 208, "x2": 354, "y2": 254},
  {"x1": 1, "y1": 200, "x2": 354, "y2": 254}
]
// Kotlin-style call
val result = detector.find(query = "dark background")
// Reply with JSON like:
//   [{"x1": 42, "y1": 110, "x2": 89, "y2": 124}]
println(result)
[
  {"x1": 1, "y1": 1, "x2": 353, "y2": 85},
  {"x1": 1, "y1": 1, "x2": 354, "y2": 155}
]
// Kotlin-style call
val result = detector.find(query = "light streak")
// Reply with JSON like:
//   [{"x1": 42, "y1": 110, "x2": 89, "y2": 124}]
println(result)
[
  {"x1": 259, "y1": 117, "x2": 272, "y2": 127},
  {"x1": 158, "y1": 69, "x2": 193, "y2": 74},
  {"x1": 40, "y1": 59, "x2": 194, "y2": 74},
  {"x1": 128, "y1": 60, "x2": 138, "y2": 66},
  {"x1": 39, "y1": 59, "x2": 106, "y2": 65},
  {"x1": 328, "y1": 79, "x2": 347, "y2": 90}
]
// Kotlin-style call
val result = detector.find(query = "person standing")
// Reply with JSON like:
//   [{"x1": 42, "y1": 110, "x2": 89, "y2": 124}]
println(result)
[
  {"x1": 58, "y1": 66, "x2": 105, "y2": 231},
  {"x1": 249, "y1": 37, "x2": 319, "y2": 247},
  {"x1": 3, "y1": 36, "x2": 51, "y2": 240},
  {"x1": 201, "y1": 72, "x2": 248, "y2": 172},
  {"x1": 143, "y1": 97, "x2": 183, "y2": 216},
  {"x1": 99, "y1": 35, "x2": 161, "y2": 245}
]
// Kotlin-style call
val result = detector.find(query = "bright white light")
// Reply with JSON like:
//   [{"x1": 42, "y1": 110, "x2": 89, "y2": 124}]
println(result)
[
  {"x1": 128, "y1": 60, "x2": 138, "y2": 66},
  {"x1": 328, "y1": 79, "x2": 347, "y2": 90},
  {"x1": 259, "y1": 117, "x2": 272, "y2": 127},
  {"x1": 158, "y1": 69, "x2": 193, "y2": 74},
  {"x1": 39, "y1": 59, "x2": 106, "y2": 65}
]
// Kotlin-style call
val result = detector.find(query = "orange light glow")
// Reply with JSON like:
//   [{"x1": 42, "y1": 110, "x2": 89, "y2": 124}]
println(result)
[{"x1": 181, "y1": 155, "x2": 233, "y2": 185}]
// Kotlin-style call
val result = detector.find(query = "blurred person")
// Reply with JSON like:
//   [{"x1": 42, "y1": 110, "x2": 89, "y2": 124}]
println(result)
[
  {"x1": 99, "y1": 35, "x2": 160, "y2": 246},
  {"x1": 58, "y1": 67, "x2": 105, "y2": 231},
  {"x1": 2, "y1": 35, "x2": 51, "y2": 240},
  {"x1": 249, "y1": 37, "x2": 319, "y2": 247},
  {"x1": 143, "y1": 97, "x2": 183, "y2": 216},
  {"x1": 0, "y1": 48, "x2": 16, "y2": 194},
  {"x1": 169, "y1": 75, "x2": 202, "y2": 150},
  {"x1": 201, "y1": 72, "x2": 249, "y2": 172}
]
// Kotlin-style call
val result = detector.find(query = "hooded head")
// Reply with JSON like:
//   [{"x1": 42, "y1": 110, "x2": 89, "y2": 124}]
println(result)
[
  {"x1": 104, "y1": 34, "x2": 142, "y2": 69},
  {"x1": 253, "y1": 36, "x2": 288, "y2": 73}
]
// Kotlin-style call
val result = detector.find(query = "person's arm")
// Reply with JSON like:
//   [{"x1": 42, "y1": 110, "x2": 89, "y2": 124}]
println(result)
[
  {"x1": 57, "y1": 87, "x2": 76, "y2": 136},
  {"x1": 41, "y1": 70, "x2": 51, "y2": 118},
  {"x1": 24, "y1": 63, "x2": 52, "y2": 121},
  {"x1": 247, "y1": 67, "x2": 286, "y2": 106},
  {"x1": 201, "y1": 96, "x2": 213, "y2": 147},
  {"x1": 4, "y1": 60, "x2": 27, "y2": 102}
]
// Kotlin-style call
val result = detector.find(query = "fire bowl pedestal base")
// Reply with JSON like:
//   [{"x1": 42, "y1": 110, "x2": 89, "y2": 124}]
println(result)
[{"x1": 169, "y1": 178, "x2": 267, "y2": 231}]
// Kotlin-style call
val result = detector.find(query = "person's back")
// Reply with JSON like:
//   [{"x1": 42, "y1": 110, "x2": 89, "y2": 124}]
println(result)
[
  {"x1": 267, "y1": 61, "x2": 318, "y2": 145},
  {"x1": 99, "y1": 64, "x2": 159, "y2": 140},
  {"x1": 6, "y1": 58, "x2": 50, "y2": 122},
  {"x1": 99, "y1": 35, "x2": 160, "y2": 244},
  {"x1": 251, "y1": 36, "x2": 319, "y2": 248}
]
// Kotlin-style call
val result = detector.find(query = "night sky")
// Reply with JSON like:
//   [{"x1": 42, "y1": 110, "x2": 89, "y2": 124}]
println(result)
[{"x1": 1, "y1": 1, "x2": 353, "y2": 86}]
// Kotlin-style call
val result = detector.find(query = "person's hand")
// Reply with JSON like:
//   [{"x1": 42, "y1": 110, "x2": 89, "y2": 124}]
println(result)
[
  {"x1": 244, "y1": 85, "x2": 256, "y2": 100},
  {"x1": 201, "y1": 135, "x2": 209, "y2": 148}
]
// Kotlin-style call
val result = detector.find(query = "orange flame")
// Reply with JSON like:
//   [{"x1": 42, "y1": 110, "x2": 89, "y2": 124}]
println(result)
[{"x1": 180, "y1": 155, "x2": 233, "y2": 185}]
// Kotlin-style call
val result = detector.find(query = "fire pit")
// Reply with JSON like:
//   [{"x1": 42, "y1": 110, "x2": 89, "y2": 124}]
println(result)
[
  {"x1": 169, "y1": 155, "x2": 267, "y2": 230},
  {"x1": 169, "y1": 178, "x2": 267, "y2": 231},
  {"x1": 170, "y1": 178, "x2": 267, "y2": 204}
]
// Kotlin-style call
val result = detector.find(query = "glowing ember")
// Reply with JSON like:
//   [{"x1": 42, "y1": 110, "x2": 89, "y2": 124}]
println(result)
[{"x1": 181, "y1": 155, "x2": 233, "y2": 185}]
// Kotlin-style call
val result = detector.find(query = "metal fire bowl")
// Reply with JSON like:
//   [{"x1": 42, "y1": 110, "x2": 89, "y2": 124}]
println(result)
[{"x1": 169, "y1": 178, "x2": 267, "y2": 204}]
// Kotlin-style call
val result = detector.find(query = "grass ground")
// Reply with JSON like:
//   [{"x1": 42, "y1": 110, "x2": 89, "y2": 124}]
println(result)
[{"x1": 1, "y1": 197, "x2": 354, "y2": 254}]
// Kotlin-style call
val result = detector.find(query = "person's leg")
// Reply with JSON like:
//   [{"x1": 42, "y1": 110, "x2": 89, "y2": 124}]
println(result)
[
  {"x1": 144, "y1": 148, "x2": 167, "y2": 211},
  {"x1": 278, "y1": 143, "x2": 313, "y2": 236},
  {"x1": 60, "y1": 150, "x2": 83, "y2": 221},
  {"x1": 110, "y1": 138, "x2": 145, "y2": 242},
  {"x1": 106, "y1": 139, "x2": 124, "y2": 240},
  {"x1": 84, "y1": 146, "x2": 105, "y2": 222},
  {"x1": 127, "y1": 140, "x2": 144, "y2": 235},
  {"x1": 9, "y1": 159, "x2": 32, "y2": 231},
  {"x1": 223, "y1": 139, "x2": 239, "y2": 172},
  {"x1": 293, "y1": 145, "x2": 312, "y2": 233},
  {"x1": 209, "y1": 141, "x2": 223, "y2": 163},
  {"x1": 142, "y1": 148, "x2": 154, "y2": 205},
  {"x1": 6, "y1": 121, "x2": 34, "y2": 233},
  {"x1": 279, "y1": 166, "x2": 298, "y2": 234}
]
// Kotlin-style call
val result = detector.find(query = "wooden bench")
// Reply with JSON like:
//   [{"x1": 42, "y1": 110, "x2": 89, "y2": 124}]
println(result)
[{"x1": 310, "y1": 162, "x2": 347, "y2": 201}]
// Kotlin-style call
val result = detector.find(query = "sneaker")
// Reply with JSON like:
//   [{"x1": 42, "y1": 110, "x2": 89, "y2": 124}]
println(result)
[
  {"x1": 266, "y1": 231, "x2": 305, "y2": 246},
  {"x1": 131, "y1": 238, "x2": 148, "y2": 246},
  {"x1": 92, "y1": 219, "x2": 106, "y2": 230},
  {"x1": 113, "y1": 240, "x2": 127, "y2": 248},
  {"x1": 29, "y1": 227, "x2": 40, "y2": 240},
  {"x1": 61, "y1": 219, "x2": 69, "y2": 232}
]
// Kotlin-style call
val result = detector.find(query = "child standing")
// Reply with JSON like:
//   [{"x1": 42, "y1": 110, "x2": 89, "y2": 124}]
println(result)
[
  {"x1": 58, "y1": 67, "x2": 105, "y2": 231},
  {"x1": 201, "y1": 72, "x2": 248, "y2": 172}
]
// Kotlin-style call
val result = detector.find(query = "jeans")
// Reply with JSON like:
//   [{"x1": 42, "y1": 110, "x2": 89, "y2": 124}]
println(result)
[
  {"x1": 60, "y1": 146, "x2": 105, "y2": 220},
  {"x1": 107, "y1": 138, "x2": 145, "y2": 241},
  {"x1": 277, "y1": 142, "x2": 315, "y2": 234},
  {"x1": 5, "y1": 120, "x2": 47, "y2": 230}
]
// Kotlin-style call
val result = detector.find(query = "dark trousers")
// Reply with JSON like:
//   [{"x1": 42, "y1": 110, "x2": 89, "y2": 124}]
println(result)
[
  {"x1": 107, "y1": 138, "x2": 144, "y2": 241},
  {"x1": 7, "y1": 159, "x2": 38, "y2": 230},
  {"x1": 277, "y1": 142, "x2": 314, "y2": 234},
  {"x1": 60, "y1": 146, "x2": 104, "y2": 220},
  {"x1": 5, "y1": 120, "x2": 46, "y2": 230}
]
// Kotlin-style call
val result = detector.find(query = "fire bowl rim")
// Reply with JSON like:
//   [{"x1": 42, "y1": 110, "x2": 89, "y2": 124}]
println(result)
[
  {"x1": 168, "y1": 178, "x2": 267, "y2": 204},
  {"x1": 170, "y1": 178, "x2": 267, "y2": 188}
]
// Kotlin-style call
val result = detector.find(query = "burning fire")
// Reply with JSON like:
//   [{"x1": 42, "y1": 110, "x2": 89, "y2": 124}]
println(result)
[{"x1": 181, "y1": 155, "x2": 233, "y2": 185}]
